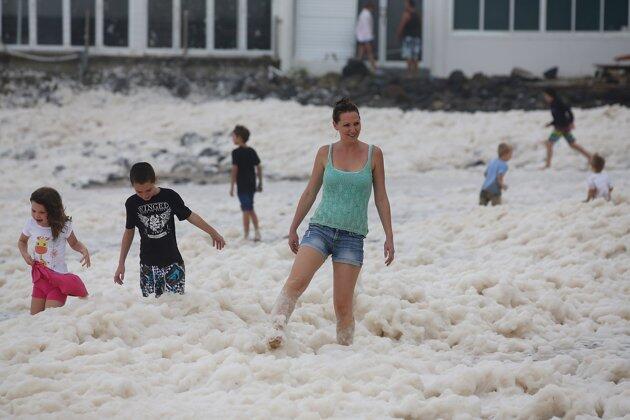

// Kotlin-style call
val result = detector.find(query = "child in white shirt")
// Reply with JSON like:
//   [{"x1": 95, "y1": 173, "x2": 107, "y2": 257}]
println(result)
[{"x1": 585, "y1": 154, "x2": 613, "y2": 202}]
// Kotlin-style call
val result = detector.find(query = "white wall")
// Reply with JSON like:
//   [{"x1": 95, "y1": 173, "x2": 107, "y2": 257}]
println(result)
[
  {"x1": 293, "y1": 0, "x2": 358, "y2": 74},
  {"x1": 433, "y1": 32, "x2": 630, "y2": 77}
]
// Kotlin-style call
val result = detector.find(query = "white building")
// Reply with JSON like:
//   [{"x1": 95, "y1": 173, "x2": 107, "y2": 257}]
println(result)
[{"x1": 2, "y1": 0, "x2": 629, "y2": 77}]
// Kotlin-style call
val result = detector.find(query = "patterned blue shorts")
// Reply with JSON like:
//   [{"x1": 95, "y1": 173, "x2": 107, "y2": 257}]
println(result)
[
  {"x1": 140, "y1": 262, "x2": 185, "y2": 297},
  {"x1": 402, "y1": 36, "x2": 422, "y2": 60},
  {"x1": 300, "y1": 223, "x2": 365, "y2": 267}
]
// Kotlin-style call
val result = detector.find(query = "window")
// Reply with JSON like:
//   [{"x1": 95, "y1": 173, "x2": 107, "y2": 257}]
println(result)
[
  {"x1": 71, "y1": 0, "x2": 95, "y2": 46},
  {"x1": 247, "y1": 0, "x2": 271, "y2": 50},
  {"x1": 484, "y1": 0, "x2": 509, "y2": 30},
  {"x1": 215, "y1": 0, "x2": 237, "y2": 49},
  {"x1": 104, "y1": 0, "x2": 128, "y2": 46},
  {"x1": 604, "y1": 0, "x2": 629, "y2": 30},
  {"x1": 546, "y1": 0, "x2": 572, "y2": 30},
  {"x1": 181, "y1": 0, "x2": 205, "y2": 48},
  {"x1": 454, "y1": 0, "x2": 480, "y2": 29},
  {"x1": 1, "y1": 0, "x2": 29, "y2": 44},
  {"x1": 148, "y1": 0, "x2": 172, "y2": 47},
  {"x1": 37, "y1": 0, "x2": 63, "y2": 45},
  {"x1": 514, "y1": 0, "x2": 539, "y2": 30},
  {"x1": 576, "y1": 0, "x2": 600, "y2": 30}
]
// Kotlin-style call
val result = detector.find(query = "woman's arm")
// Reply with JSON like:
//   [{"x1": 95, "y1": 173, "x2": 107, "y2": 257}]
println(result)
[
  {"x1": 17, "y1": 234, "x2": 33, "y2": 266},
  {"x1": 372, "y1": 146, "x2": 395, "y2": 266},
  {"x1": 67, "y1": 232, "x2": 91, "y2": 267},
  {"x1": 287, "y1": 146, "x2": 327, "y2": 253}
]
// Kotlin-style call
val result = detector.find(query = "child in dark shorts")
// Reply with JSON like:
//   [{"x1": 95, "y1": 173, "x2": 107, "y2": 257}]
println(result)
[
  {"x1": 114, "y1": 162, "x2": 225, "y2": 297},
  {"x1": 230, "y1": 125, "x2": 263, "y2": 241},
  {"x1": 480, "y1": 143, "x2": 512, "y2": 206},
  {"x1": 542, "y1": 88, "x2": 591, "y2": 169}
]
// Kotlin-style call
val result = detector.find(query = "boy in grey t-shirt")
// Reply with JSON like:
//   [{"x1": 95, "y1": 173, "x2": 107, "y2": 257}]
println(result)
[{"x1": 480, "y1": 143, "x2": 513, "y2": 206}]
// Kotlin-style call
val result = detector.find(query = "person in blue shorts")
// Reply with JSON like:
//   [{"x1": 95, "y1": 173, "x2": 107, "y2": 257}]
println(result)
[
  {"x1": 230, "y1": 125, "x2": 263, "y2": 241},
  {"x1": 480, "y1": 143, "x2": 512, "y2": 206},
  {"x1": 542, "y1": 88, "x2": 591, "y2": 169}
]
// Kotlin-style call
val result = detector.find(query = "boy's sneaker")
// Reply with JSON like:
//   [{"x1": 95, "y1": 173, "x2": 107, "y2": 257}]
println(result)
[{"x1": 254, "y1": 230, "x2": 261, "y2": 242}]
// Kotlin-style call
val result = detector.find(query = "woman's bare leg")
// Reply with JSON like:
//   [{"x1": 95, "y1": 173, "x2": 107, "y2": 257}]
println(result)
[
  {"x1": 332, "y1": 262, "x2": 361, "y2": 345},
  {"x1": 269, "y1": 246, "x2": 326, "y2": 348}
]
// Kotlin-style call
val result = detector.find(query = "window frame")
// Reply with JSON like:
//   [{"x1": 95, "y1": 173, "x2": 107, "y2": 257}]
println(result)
[{"x1": 451, "y1": 0, "x2": 630, "y2": 33}]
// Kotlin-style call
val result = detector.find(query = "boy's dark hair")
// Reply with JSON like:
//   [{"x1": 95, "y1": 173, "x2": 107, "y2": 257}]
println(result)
[
  {"x1": 498, "y1": 143, "x2": 512, "y2": 157},
  {"x1": 591, "y1": 154, "x2": 605, "y2": 173},
  {"x1": 233, "y1": 125, "x2": 250, "y2": 143},
  {"x1": 333, "y1": 97, "x2": 360, "y2": 123},
  {"x1": 543, "y1": 88, "x2": 558, "y2": 99},
  {"x1": 129, "y1": 162, "x2": 156, "y2": 184},
  {"x1": 363, "y1": 1, "x2": 375, "y2": 10},
  {"x1": 30, "y1": 187, "x2": 71, "y2": 240}
]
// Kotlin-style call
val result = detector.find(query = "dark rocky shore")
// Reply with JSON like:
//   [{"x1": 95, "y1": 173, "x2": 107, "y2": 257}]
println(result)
[{"x1": 1, "y1": 55, "x2": 629, "y2": 111}]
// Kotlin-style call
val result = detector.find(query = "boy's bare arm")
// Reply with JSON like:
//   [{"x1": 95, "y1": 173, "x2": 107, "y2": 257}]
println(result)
[
  {"x1": 585, "y1": 188, "x2": 596, "y2": 202},
  {"x1": 186, "y1": 212, "x2": 225, "y2": 250},
  {"x1": 230, "y1": 165, "x2": 238, "y2": 196},
  {"x1": 114, "y1": 228, "x2": 134, "y2": 284},
  {"x1": 17, "y1": 234, "x2": 33, "y2": 266},
  {"x1": 256, "y1": 165, "x2": 263, "y2": 192}
]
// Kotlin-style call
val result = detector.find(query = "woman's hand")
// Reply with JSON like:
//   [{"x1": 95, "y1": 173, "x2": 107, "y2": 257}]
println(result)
[
  {"x1": 80, "y1": 248, "x2": 91, "y2": 267},
  {"x1": 384, "y1": 237, "x2": 395, "y2": 266},
  {"x1": 288, "y1": 230, "x2": 300, "y2": 254}
]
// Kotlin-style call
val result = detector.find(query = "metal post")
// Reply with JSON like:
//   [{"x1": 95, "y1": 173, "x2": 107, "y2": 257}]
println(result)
[
  {"x1": 80, "y1": 9, "x2": 90, "y2": 83},
  {"x1": 17, "y1": 0, "x2": 24, "y2": 44},
  {"x1": 183, "y1": 9, "x2": 189, "y2": 55}
]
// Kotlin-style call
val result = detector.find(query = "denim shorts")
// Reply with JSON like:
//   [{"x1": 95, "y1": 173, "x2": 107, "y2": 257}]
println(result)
[
  {"x1": 238, "y1": 191, "x2": 254, "y2": 211},
  {"x1": 300, "y1": 223, "x2": 365, "y2": 267}
]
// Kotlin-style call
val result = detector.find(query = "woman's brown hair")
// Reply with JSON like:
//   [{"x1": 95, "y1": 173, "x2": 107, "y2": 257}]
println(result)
[{"x1": 30, "y1": 187, "x2": 71, "y2": 240}]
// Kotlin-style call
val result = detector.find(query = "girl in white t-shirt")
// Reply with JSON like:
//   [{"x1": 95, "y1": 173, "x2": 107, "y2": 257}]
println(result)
[
  {"x1": 585, "y1": 154, "x2": 613, "y2": 202},
  {"x1": 17, "y1": 187, "x2": 91, "y2": 314}
]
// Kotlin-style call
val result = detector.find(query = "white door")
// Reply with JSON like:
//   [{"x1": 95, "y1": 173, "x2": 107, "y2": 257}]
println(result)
[{"x1": 294, "y1": 0, "x2": 357, "y2": 65}]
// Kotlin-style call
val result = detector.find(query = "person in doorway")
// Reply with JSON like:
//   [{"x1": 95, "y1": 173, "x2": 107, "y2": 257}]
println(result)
[
  {"x1": 356, "y1": 1, "x2": 377, "y2": 72},
  {"x1": 267, "y1": 98, "x2": 395, "y2": 349},
  {"x1": 397, "y1": 0, "x2": 422, "y2": 77}
]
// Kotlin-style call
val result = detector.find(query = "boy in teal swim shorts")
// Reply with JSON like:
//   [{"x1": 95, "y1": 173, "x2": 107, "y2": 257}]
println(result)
[{"x1": 542, "y1": 88, "x2": 591, "y2": 169}]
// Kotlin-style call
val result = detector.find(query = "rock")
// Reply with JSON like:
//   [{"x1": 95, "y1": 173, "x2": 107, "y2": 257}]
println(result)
[
  {"x1": 14, "y1": 149, "x2": 36, "y2": 160},
  {"x1": 199, "y1": 147, "x2": 221, "y2": 157},
  {"x1": 448, "y1": 70, "x2": 467, "y2": 87},
  {"x1": 109, "y1": 76, "x2": 130, "y2": 94},
  {"x1": 173, "y1": 78, "x2": 191, "y2": 98},
  {"x1": 342, "y1": 59, "x2": 370, "y2": 78},
  {"x1": 510, "y1": 67, "x2": 538, "y2": 81},
  {"x1": 180, "y1": 132, "x2": 206, "y2": 147},
  {"x1": 543, "y1": 67, "x2": 558, "y2": 80},
  {"x1": 385, "y1": 84, "x2": 409, "y2": 102}
]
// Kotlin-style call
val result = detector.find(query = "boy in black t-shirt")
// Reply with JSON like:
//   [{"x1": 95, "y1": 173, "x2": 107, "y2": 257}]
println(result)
[
  {"x1": 114, "y1": 162, "x2": 225, "y2": 297},
  {"x1": 230, "y1": 125, "x2": 263, "y2": 241},
  {"x1": 542, "y1": 88, "x2": 591, "y2": 169}
]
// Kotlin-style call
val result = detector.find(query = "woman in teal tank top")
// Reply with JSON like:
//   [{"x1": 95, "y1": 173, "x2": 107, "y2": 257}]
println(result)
[{"x1": 268, "y1": 98, "x2": 395, "y2": 349}]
